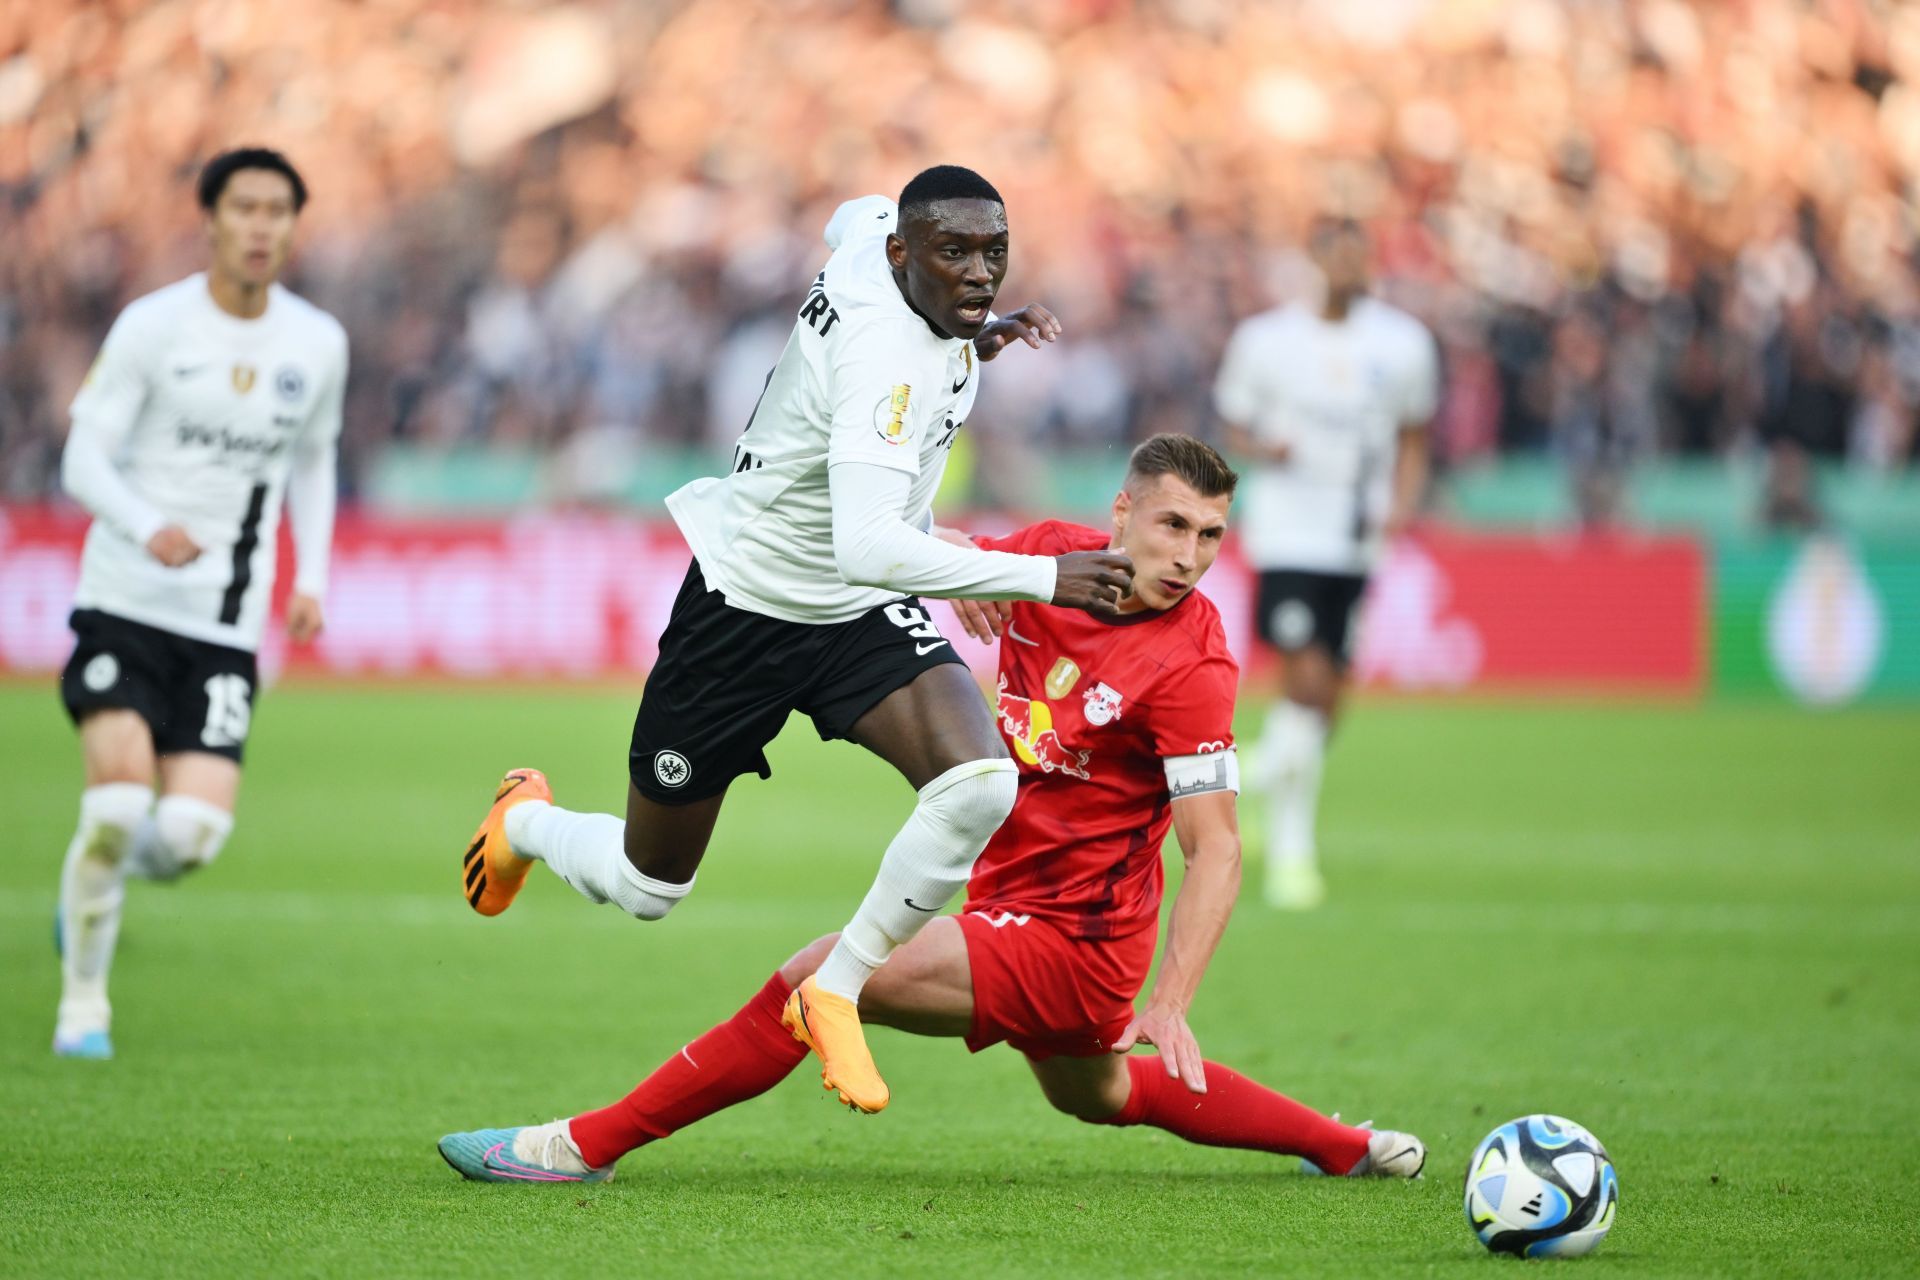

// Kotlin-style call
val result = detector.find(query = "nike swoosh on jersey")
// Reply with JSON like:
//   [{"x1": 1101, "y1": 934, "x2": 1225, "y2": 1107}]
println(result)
[
  {"x1": 1006, "y1": 623, "x2": 1039, "y2": 646},
  {"x1": 951, "y1": 374, "x2": 968, "y2": 394},
  {"x1": 915, "y1": 641, "x2": 949, "y2": 656}
]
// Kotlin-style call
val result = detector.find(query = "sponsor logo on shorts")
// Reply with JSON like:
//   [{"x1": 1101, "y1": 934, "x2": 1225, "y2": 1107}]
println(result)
[
  {"x1": 1273, "y1": 599, "x2": 1315, "y2": 649},
  {"x1": 971, "y1": 909, "x2": 1031, "y2": 929},
  {"x1": 653, "y1": 750, "x2": 692, "y2": 789},
  {"x1": 82, "y1": 653, "x2": 119, "y2": 693}
]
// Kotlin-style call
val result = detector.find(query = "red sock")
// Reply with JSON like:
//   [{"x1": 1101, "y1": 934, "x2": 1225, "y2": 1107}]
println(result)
[
  {"x1": 569, "y1": 972, "x2": 807, "y2": 1169},
  {"x1": 1092, "y1": 1056, "x2": 1372, "y2": 1174}
]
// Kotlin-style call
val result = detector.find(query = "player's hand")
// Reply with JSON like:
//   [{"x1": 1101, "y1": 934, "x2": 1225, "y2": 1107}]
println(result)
[
  {"x1": 974, "y1": 304, "x2": 1062, "y2": 361},
  {"x1": 947, "y1": 597, "x2": 1015, "y2": 643},
  {"x1": 1051, "y1": 550, "x2": 1133, "y2": 616},
  {"x1": 286, "y1": 593, "x2": 325, "y2": 644},
  {"x1": 1113, "y1": 1003, "x2": 1208, "y2": 1094},
  {"x1": 145, "y1": 525, "x2": 202, "y2": 567}
]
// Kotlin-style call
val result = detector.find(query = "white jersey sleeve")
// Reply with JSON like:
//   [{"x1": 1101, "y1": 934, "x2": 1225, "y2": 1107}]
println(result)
[
  {"x1": 1397, "y1": 320, "x2": 1441, "y2": 427},
  {"x1": 62, "y1": 307, "x2": 168, "y2": 544},
  {"x1": 1211, "y1": 316, "x2": 1268, "y2": 426},
  {"x1": 286, "y1": 326, "x2": 348, "y2": 598},
  {"x1": 824, "y1": 195, "x2": 895, "y2": 251},
  {"x1": 827, "y1": 461, "x2": 1056, "y2": 601},
  {"x1": 825, "y1": 316, "x2": 943, "y2": 478}
]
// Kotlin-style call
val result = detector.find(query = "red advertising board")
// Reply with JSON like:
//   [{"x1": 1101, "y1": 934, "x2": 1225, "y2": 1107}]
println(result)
[{"x1": 0, "y1": 509, "x2": 1705, "y2": 693}]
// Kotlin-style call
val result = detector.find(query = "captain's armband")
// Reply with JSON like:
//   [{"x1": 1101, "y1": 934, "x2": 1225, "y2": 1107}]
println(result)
[{"x1": 1163, "y1": 747, "x2": 1239, "y2": 799}]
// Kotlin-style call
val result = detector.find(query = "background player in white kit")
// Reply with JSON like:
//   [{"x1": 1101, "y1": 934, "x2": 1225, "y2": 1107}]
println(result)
[
  {"x1": 458, "y1": 166, "x2": 1132, "y2": 1117},
  {"x1": 52, "y1": 148, "x2": 347, "y2": 1059},
  {"x1": 1214, "y1": 218, "x2": 1437, "y2": 910}
]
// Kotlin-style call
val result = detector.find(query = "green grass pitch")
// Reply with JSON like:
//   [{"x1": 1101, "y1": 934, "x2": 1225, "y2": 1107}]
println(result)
[{"x1": 2, "y1": 683, "x2": 1916, "y2": 1278}]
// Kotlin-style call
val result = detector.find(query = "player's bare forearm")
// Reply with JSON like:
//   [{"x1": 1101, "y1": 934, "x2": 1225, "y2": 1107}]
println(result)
[
  {"x1": 1387, "y1": 424, "x2": 1431, "y2": 536},
  {"x1": 1149, "y1": 795, "x2": 1242, "y2": 1015},
  {"x1": 1223, "y1": 420, "x2": 1289, "y2": 466}
]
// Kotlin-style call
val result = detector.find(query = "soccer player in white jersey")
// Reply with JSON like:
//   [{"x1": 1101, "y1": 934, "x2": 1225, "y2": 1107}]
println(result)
[
  {"x1": 52, "y1": 148, "x2": 347, "y2": 1059},
  {"x1": 458, "y1": 166, "x2": 1132, "y2": 1114},
  {"x1": 1214, "y1": 218, "x2": 1438, "y2": 910}
]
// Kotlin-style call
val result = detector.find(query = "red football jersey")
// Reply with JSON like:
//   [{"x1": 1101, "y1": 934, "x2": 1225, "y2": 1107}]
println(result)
[{"x1": 962, "y1": 520, "x2": 1239, "y2": 940}]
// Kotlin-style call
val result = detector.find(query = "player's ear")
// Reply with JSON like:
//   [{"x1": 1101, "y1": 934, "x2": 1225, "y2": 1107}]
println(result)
[
  {"x1": 1112, "y1": 487, "x2": 1132, "y2": 538},
  {"x1": 885, "y1": 233, "x2": 908, "y2": 272}
]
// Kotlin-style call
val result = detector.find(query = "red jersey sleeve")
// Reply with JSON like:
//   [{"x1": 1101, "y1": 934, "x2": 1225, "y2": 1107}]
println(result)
[{"x1": 1145, "y1": 650, "x2": 1239, "y2": 758}]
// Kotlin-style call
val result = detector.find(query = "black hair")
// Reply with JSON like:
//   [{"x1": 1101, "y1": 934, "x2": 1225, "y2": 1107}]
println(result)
[
  {"x1": 1309, "y1": 215, "x2": 1367, "y2": 250},
  {"x1": 898, "y1": 165, "x2": 1003, "y2": 223},
  {"x1": 197, "y1": 148, "x2": 308, "y2": 213}
]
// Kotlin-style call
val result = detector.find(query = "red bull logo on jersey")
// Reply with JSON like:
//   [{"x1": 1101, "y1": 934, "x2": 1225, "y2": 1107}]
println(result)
[{"x1": 996, "y1": 674, "x2": 1092, "y2": 780}]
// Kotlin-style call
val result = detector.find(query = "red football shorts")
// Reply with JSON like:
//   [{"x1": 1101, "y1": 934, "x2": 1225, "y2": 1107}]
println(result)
[{"x1": 957, "y1": 908, "x2": 1159, "y2": 1061}]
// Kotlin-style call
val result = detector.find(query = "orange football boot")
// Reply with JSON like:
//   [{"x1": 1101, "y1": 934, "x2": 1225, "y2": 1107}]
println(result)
[
  {"x1": 462, "y1": 768, "x2": 551, "y2": 917},
  {"x1": 781, "y1": 975, "x2": 890, "y2": 1113}
]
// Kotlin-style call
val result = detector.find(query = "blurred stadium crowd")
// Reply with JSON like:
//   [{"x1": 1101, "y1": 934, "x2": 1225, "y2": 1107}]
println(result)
[{"x1": 3, "y1": 0, "x2": 1919, "y2": 509}]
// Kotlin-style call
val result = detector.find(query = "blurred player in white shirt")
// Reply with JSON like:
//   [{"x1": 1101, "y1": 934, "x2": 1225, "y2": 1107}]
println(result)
[
  {"x1": 52, "y1": 148, "x2": 347, "y2": 1058},
  {"x1": 1214, "y1": 219, "x2": 1437, "y2": 909}
]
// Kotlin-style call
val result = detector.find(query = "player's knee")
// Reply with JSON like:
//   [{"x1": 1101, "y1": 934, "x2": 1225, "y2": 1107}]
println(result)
[
  {"x1": 153, "y1": 795, "x2": 234, "y2": 876},
  {"x1": 1041, "y1": 1076, "x2": 1130, "y2": 1123},
  {"x1": 76, "y1": 783, "x2": 155, "y2": 865},
  {"x1": 920, "y1": 757, "x2": 1018, "y2": 851},
  {"x1": 779, "y1": 934, "x2": 838, "y2": 987},
  {"x1": 610, "y1": 860, "x2": 694, "y2": 921}
]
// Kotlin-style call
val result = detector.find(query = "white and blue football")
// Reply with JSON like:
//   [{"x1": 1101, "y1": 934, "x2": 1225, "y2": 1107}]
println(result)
[{"x1": 1463, "y1": 1114, "x2": 1619, "y2": 1258}]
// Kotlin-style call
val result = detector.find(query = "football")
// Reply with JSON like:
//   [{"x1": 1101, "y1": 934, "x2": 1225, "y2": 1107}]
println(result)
[{"x1": 1463, "y1": 1115, "x2": 1619, "y2": 1259}]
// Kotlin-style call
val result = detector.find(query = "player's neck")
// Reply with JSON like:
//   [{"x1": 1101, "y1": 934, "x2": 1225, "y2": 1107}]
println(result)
[
  {"x1": 206, "y1": 270, "x2": 271, "y2": 321},
  {"x1": 1320, "y1": 292, "x2": 1358, "y2": 323},
  {"x1": 889, "y1": 268, "x2": 956, "y2": 342}
]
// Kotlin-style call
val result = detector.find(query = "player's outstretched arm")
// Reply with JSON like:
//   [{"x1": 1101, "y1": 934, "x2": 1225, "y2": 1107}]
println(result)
[
  {"x1": 973, "y1": 303, "x2": 1062, "y2": 362},
  {"x1": 828, "y1": 461, "x2": 1061, "y2": 602},
  {"x1": 1114, "y1": 789, "x2": 1241, "y2": 1093},
  {"x1": 931, "y1": 526, "x2": 1016, "y2": 641},
  {"x1": 1384, "y1": 423, "x2": 1431, "y2": 540}
]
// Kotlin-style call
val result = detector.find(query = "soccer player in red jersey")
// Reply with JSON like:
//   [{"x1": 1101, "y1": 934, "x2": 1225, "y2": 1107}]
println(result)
[{"x1": 437, "y1": 435, "x2": 1426, "y2": 1183}]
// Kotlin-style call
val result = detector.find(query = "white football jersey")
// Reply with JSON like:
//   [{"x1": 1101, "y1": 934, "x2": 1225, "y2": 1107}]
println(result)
[
  {"x1": 667, "y1": 196, "x2": 981, "y2": 624},
  {"x1": 67, "y1": 274, "x2": 348, "y2": 651},
  {"x1": 1214, "y1": 298, "x2": 1438, "y2": 574}
]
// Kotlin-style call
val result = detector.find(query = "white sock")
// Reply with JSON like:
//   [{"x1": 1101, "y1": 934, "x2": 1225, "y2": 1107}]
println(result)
[
  {"x1": 1263, "y1": 700, "x2": 1328, "y2": 875},
  {"x1": 814, "y1": 758, "x2": 1018, "y2": 1003},
  {"x1": 505, "y1": 800, "x2": 692, "y2": 920},
  {"x1": 57, "y1": 783, "x2": 154, "y2": 1035},
  {"x1": 126, "y1": 795, "x2": 234, "y2": 881}
]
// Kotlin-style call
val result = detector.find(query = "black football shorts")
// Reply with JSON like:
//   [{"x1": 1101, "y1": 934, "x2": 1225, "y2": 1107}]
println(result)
[
  {"x1": 1254, "y1": 569, "x2": 1369, "y2": 670},
  {"x1": 59, "y1": 609, "x2": 259, "y2": 763},
  {"x1": 629, "y1": 560, "x2": 968, "y2": 804}
]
